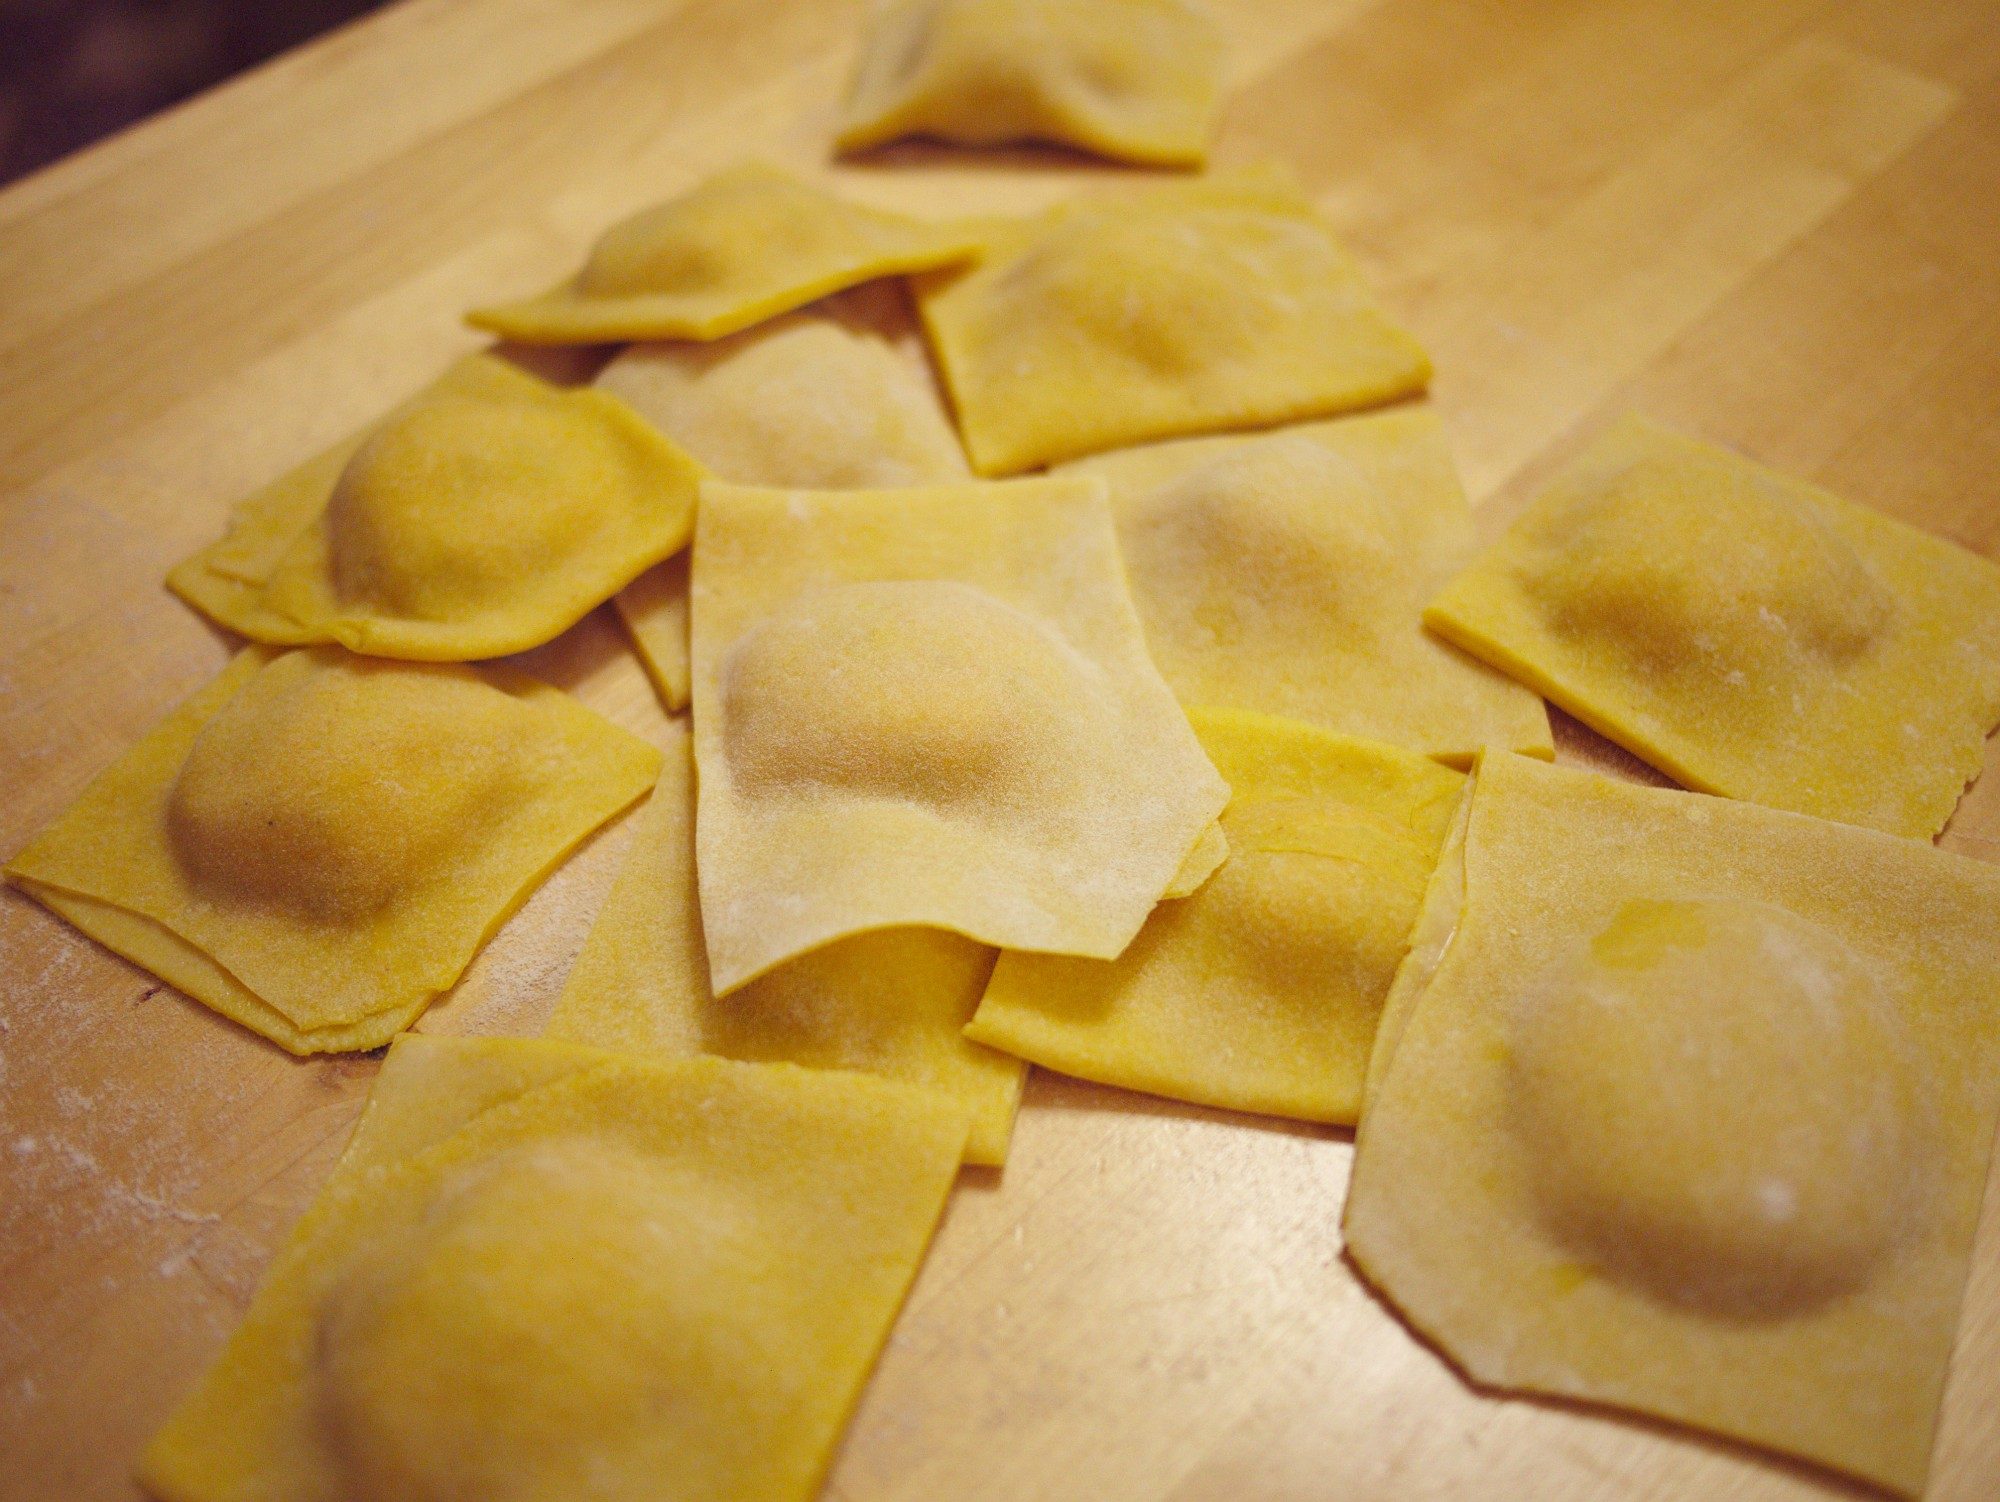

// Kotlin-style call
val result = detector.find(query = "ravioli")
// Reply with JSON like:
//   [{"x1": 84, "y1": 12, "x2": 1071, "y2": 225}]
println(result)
[
  {"x1": 693, "y1": 475, "x2": 1229, "y2": 995},
  {"x1": 1424, "y1": 415, "x2": 2000, "y2": 836},
  {"x1": 168, "y1": 353, "x2": 701, "y2": 661},
  {"x1": 836, "y1": 0, "x2": 1226, "y2": 167},
  {"x1": 597, "y1": 306, "x2": 967, "y2": 710},
  {"x1": 547, "y1": 731, "x2": 1023, "y2": 1164},
  {"x1": 466, "y1": 161, "x2": 982, "y2": 344},
  {"x1": 1062, "y1": 409, "x2": 1549, "y2": 765},
  {"x1": 5, "y1": 647, "x2": 660, "y2": 1054},
  {"x1": 969, "y1": 708, "x2": 1462, "y2": 1124},
  {"x1": 916, "y1": 169, "x2": 1431, "y2": 474},
  {"x1": 1345, "y1": 752, "x2": 2000, "y2": 1498},
  {"x1": 138, "y1": 1034, "x2": 967, "y2": 1502},
  {"x1": 597, "y1": 308, "x2": 969, "y2": 491}
]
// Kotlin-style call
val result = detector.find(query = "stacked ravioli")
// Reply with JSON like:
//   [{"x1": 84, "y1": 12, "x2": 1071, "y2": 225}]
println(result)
[{"x1": 14, "y1": 6, "x2": 2000, "y2": 1502}]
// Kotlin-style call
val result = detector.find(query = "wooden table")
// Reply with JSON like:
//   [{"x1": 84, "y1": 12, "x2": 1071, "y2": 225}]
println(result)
[{"x1": 4, "y1": 2, "x2": 1999, "y2": 1498}]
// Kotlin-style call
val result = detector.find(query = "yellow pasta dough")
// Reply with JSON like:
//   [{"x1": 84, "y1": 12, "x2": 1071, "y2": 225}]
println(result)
[
  {"x1": 168, "y1": 433, "x2": 361, "y2": 649},
  {"x1": 968, "y1": 708, "x2": 1461, "y2": 1124},
  {"x1": 692, "y1": 475, "x2": 1229, "y2": 995},
  {"x1": 168, "y1": 353, "x2": 701, "y2": 661},
  {"x1": 836, "y1": 0, "x2": 1226, "y2": 167},
  {"x1": 597, "y1": 305, "x2": 968, "y2": 711},
  {"x1": 1060, "y1": 409, "x2": 1549, "y2": 765},
  {"x1": 466, "y1": 161, "x2": 982, "y2": 344},
  {"x1": 1344, "y1": 751, "x2": 2000, "y2": 1497},
  {"x1": 1165, "y1": 819, "x2": 1228, "y2": 898},
  {"x1": 1424, "y1": 415, "x2": 2000, "y2": 836},
  {"x1": 547, "y1": 730, "x2": 1023, "y2": 1164},
  {"x1": 598, "y1": 309, "x2": 969, "y2": 490},
  {"x1": 611, "y1": 550, "x2": 694, "y2": 712},
  {"x1": 916, "y1": 169, "x2": 1431, "y2": 474},
  {"x1": 5, "y1": 647, "x2": 660, "y2": 1054},
  {"x1": 139, "y1": 1034, "x2": 968, "y2": 1502}
]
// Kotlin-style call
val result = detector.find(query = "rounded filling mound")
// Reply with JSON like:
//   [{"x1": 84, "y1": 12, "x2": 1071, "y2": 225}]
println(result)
[
  {"x1": 580, "y1": 174, "x2": 852, "y2": 299},
  {"x1": 1043, "y1": 0, "x2": 1220, "y2": 137},
  {"x1": 871, "y1": 0, "x2": 1216, "y2": 147},
  {"x1": 166, "y1": 653, "x2": 522, "y2": 922},
  {"x1": 721, "y1": 579, "x2": 1094, "y2": 810},
  {"x1": 316, "y1": 1136, "x2": 768, "y2": 1502},
  {"x1": 600, "y1": 321, "x2": 960, "y2": 490},
  {"x1": 1125, "y1": 436, "x2": 1392, "y2": 647},
  {"x1": 1528, "y1": 453, "x2": 1896, "y2": 682},
  {"x1": 996, "y1": 205, "x2": 1308, "y2": 377},
  {"x1": 324, "y1": 391, "x2": 647, "y2": 622},
  {"x1": 1506, "y1": 896, "x2": 1922, "y2": 1317}
]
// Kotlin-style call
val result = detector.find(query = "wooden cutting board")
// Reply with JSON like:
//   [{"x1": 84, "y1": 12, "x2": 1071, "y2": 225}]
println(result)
[{"x1": 4, "y1": 2, "x2": 2000, "y2": 1498}]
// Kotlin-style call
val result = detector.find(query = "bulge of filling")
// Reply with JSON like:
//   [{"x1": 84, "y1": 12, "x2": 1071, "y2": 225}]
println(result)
[
  {"x1": 315, "y1": 1136, "x2": 774, "y2": 1502},
  {"x1": 1505, "y1": 896, "x2": 1923, "y2": 1318},
  {"x1": 167, "y1": 654, "x2": 524, "y2": 922},
  {"x1": 721, "y1": 579, "x2": 1095, "y2": 813}
]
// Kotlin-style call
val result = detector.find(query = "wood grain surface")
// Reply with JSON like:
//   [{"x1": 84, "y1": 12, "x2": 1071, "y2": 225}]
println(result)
[{"x1": 4, "y1": 2, "x2": 2000, "y2": 1499}]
